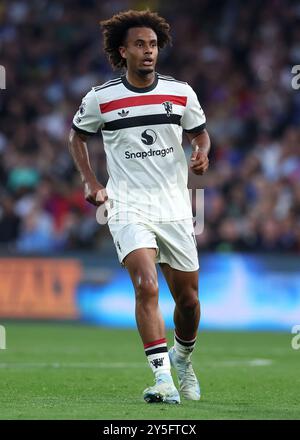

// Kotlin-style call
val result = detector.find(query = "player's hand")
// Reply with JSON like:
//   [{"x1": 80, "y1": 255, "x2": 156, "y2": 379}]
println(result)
[
  {"x1": 84, "y1": 180, "x2": 108, "y2": 206},
  {"x1": 190, "y1": 148, "x2": 209, "y2": 175}
]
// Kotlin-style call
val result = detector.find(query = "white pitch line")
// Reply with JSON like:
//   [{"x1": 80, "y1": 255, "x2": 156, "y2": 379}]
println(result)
[
  {"x1": 210, "y1": 359, "x2": 273, "y2": 367},
  {"x1": 0, "y1": 359, "x2": 273, "y2": 369},
  {"x1": 0, "y1": 362, "x2": 146, "y2": 369}
]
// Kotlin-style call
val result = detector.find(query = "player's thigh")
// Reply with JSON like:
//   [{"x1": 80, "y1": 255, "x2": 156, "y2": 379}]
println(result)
[
  {"x1": 125, "y1": 248, "x2": 159, "y2": 296},
  {"x1": 159, "y1": 262, "x2": 199, "y2": 303}
]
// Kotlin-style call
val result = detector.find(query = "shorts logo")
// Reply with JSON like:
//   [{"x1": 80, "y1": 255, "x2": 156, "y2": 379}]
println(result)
[
  {"x1": 141, "y1": 129, "x2": 157, "y2": 145},
  {"x1": 162, "y1": 101, "x2": 173, "y2": 117},
  {"x1": 116, "y1": 241, "x2": 122, "y2": 252},
  {"x1": 79, "y1": 100, "x2": 86, "y2": 116}
]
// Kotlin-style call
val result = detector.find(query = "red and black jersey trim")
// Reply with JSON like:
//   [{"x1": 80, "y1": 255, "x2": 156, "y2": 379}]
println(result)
[
  {"x1": 100, "y1": 94, "x2": 187, "y2": 113},
  {"x1": 102, "y1": 114, "x2": 182, "y2": 131}
]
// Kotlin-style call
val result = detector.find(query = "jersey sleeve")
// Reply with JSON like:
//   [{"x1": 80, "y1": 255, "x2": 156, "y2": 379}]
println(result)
[
  {"x1": 181, "y1": 85, "x2": 206, "y2": 133},
  {"x1": 72, "y1": 89, "x2": 103, "y2": 135}
]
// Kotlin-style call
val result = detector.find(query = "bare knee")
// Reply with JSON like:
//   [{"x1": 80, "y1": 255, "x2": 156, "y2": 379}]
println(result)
[
  {"x1": 176, "y1": 290, "x2": 200, "y2": 315},
  {"x1": 134, "y1": 273, "x2": 159, "y2": 305}
]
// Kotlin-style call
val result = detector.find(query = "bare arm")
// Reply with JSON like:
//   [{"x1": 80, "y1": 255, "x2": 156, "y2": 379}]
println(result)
[
  {"x1": 68, "y1": 128, "x2": 107, "y2": 206},
  {"x1": 186, "y1": 128, "x2": 211, "y2": 175}
]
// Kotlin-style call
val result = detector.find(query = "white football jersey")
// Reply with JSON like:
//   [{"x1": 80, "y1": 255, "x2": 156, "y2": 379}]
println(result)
[{"x1": 72, "y1": 73, "x2": 206, "y2": 221}]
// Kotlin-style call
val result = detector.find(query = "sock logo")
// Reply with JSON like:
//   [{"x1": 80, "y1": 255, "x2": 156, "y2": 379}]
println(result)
[{"x1": 150, "y1": 358, "x2": 164, "y2": 369}]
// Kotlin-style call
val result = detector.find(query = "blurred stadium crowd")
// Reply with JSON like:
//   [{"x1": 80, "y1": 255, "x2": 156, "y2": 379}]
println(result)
[{"x1": 0, "y1": 0, "x2": 299, "y2": 253}]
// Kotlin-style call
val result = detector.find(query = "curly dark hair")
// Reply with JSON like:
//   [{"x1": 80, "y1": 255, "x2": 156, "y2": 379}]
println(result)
[{"x1": 100, "y1": 9, "x2": 172, "y2": 70}]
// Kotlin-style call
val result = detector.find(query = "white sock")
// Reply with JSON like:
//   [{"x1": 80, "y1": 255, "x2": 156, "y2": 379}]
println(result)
[
  {"x1": 144, "y1": 338, "x2": 172, "y2": 379},
  {"x1": 174, "y1": 331, "x2": 197, "y2": 360}
]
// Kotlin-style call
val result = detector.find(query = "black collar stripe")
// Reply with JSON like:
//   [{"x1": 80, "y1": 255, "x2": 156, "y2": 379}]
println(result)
[{"x1": 121, "y1": 73, "x2": 158, "y2": 93}]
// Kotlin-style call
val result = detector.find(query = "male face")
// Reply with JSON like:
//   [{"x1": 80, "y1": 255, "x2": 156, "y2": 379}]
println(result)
[{"x1": 119, "y1": 27, "x2": 158, "y2": 75}]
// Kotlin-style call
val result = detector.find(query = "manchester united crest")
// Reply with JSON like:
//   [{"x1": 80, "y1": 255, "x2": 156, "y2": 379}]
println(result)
[{"x1": 162, "y1": 101, "x2": 173, "y2": 117}]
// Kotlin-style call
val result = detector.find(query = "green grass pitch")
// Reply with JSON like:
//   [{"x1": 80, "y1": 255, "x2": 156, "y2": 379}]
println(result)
[{"x1": 0, "y1": 323, "x2": 299, "y2": 419}]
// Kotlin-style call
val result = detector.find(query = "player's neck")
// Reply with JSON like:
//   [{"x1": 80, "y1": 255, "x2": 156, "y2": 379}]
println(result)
[{"x1": 125, "y1": 70, "x2": 156, "y2": 89}]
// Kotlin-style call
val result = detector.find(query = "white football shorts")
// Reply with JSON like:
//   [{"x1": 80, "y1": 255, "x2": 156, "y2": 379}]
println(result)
[{"x1": 108, "y1": 216, "x2": 199, "y2": 272}]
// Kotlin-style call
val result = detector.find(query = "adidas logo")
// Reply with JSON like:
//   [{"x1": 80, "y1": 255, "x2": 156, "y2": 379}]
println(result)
[{"x1": 118, "y1": 109, "x2": 129, "y2": 117}]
